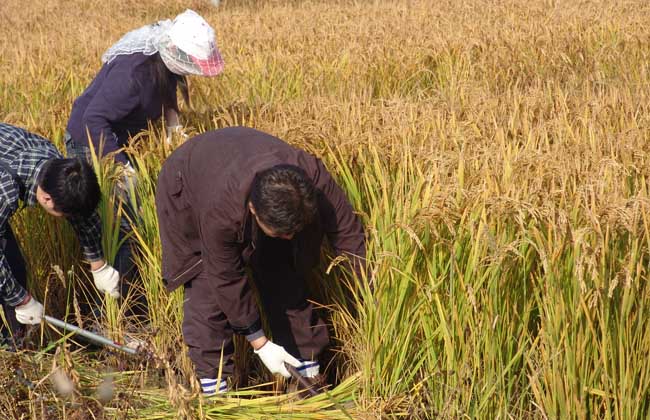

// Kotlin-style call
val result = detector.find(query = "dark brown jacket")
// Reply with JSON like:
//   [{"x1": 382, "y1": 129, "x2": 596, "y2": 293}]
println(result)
[{"x1": 156, "y1": 127, "x2": 365, "y2": 334}]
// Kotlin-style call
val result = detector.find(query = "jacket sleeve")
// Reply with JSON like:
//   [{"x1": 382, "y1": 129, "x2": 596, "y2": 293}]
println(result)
[
  {"x1": 67, "y1": 212, "x2": 104, "y2": 262},
  {"x1": 81, "y1": 65, "x2": 140, "y2": 164},
  {"x1": 310, "y1": 157, "x2": 366, "y2": 277},
  {"x1": 0, "y1": 179, "x2": 27, "y2": 306},
  {"x1": 200, "y1": 210, "x2": 261, "y2": 336},
  {"x1": 0, "y1": 249, "x2": 28, "y2": 307}
]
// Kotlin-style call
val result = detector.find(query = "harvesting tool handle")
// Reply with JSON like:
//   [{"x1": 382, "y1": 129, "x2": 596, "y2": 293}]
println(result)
[
  {"x1": 284, "y1": 362, "x2": 320, "y2": 397},
  {"x1": 44, "y1": 315, "x2": 138, "y2": 355}
]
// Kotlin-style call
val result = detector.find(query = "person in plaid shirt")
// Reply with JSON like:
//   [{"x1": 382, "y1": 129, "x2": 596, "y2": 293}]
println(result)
[{"x1": 0, "y1": 123, "x2": 120, "y2": 343}]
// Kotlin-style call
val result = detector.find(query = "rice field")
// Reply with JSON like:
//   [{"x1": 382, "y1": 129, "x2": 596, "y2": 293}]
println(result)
[{"x1": 2, "y1": 0, "x2": 650, "y2": 418}]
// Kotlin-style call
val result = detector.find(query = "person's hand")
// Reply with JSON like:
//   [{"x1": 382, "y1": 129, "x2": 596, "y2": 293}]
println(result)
[
  {"x1": 254, "y1": 340, "x2": 300, "y2": 378},
  {"x1": 15, "y1": 294, "x2": 44, "y2": 325},
  {"x1": 119, "y1": 162, "x2": 137, "y2": 196},
  {"x1": 91, "y1": 263, "x2": 120, "y2": 298},
  {"x1": 165, "y1": 125, "x2": 188, "y2": 145}
]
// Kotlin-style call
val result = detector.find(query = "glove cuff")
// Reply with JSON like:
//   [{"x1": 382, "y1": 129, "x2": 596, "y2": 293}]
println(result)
[
  {"x1": 245, "y1": 329, "x2": 265, "y2": 342},
  {"x1": 166, "y1": 125, "x2": 183, "y2": 135},
  {"x1": 91, "y1": 262, "x2": 108, "y2": 274},
  {"x1": 17, "y1": 293, "x2": 32, "y2": 307},
  {"x1": 253, "y1": 340, "x2": 268, "y2": 355},
  {"x1": 232, "y1": 317, "x2": 262, "y2": 337}
]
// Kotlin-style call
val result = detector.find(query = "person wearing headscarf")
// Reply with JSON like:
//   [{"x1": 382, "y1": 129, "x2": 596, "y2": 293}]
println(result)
[
  {"x1": 64, "y1": 9, "x2": 224, "y2": 291},
  {"x1": 66, "y1": 9, "x2": 224, "y2": 164}
]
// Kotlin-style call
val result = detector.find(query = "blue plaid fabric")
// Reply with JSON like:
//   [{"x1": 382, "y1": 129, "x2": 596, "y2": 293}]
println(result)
[{"x1": 0, "y1": 123, "x2": 104, "y2": 306}]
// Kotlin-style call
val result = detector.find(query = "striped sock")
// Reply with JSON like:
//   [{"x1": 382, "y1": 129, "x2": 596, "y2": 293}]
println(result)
[
  {"x1": 296, "y1": 360, "x2": 320, "y2": 378},
  {"x1": 200, "y1": 378, "x2": 228, "y2": 395}
]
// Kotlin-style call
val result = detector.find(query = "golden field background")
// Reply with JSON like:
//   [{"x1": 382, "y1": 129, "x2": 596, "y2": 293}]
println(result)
[{"x1": 2, "y1": 0, "x2": 650, "y2": 418}]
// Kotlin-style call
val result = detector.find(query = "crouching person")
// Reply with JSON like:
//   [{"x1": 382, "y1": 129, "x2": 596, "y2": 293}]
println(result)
[
  {"x1": 155, "y1": 126, "x2": 365, "y2": 395},
  {"x1": 0, "y1": 123, "x2": 121, "y2": 346}
]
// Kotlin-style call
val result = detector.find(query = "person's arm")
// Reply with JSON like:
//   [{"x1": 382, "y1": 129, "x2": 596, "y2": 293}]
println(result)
[
  {"x1": 200, "y1": 211, "x2": 263, "y2": 340},
  {"x1": 67, "y1": 212, "x2": 104, "y2": 265},
  {"x1": 0, "y1": 248, "x2": 28, "y2": 307},
  {"x1": 309, "y1": 157, "x2": 366, "y2": 276},
  {"x1": 67, "y1": 212, "x2": 119, "y2": 297},
  {"x1": 81, "y1": 66, "x2": 140, "y2": 164},
  {"x1": 164, "y1": 103, "x2": 188, "y2": 144},
  {"x1": 163, "y1": 78, "x2": 182, "y2": 142},
  {"x1": 199, "y1": 209, "x2": 305, "y2": 378},
  {"x1": 164, "y1": 108, "x2": 180, "y2": 129},
  {"x1": 0, "y1": 236, "x2": 43, "y2": 324},
  {"x1": 201, "y1": 238, "x2": 303, "y2": 379},
  {"x1": 0, "y1": 178, "x2": 27, "y2": 306}
]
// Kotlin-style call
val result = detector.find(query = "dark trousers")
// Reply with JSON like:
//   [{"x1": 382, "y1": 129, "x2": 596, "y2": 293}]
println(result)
[
  {"x1": 183, "y1": 231, "x2": 329, "y2": 379},
  {"x1": 1, "y1": 226, "x2": 28, "y2": 339},
  {"x1": 64, "y1": 134, "x2": 145, "y2": 316}
]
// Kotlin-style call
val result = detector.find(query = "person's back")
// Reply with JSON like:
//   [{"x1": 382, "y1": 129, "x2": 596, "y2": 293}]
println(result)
[
  {"x1": 0, "y1": 124, "x2": 60, "y2": 207},
  {"x1": 0, "y1": 124, "x2": 58, "y2": 169},
  {"x1": 172, "y1": 127, "x2": 312, "y2": 224},
  {"x1": 66, "y1": 53, "x2": 174, "y2": 159}
]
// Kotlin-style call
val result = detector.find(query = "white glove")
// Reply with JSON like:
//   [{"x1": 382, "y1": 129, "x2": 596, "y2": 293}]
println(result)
[
  {"x1": 254, "y1": 340, "x2": 301, "y2": 378},
  {"x1": 120, "y1": 162, "x2": 137, "y2": 196},
  {"x1": 91, "y1": 263, "x2": 120, "y2": 298},
  {"x1": 123, "y1": 162, "x2": 136, "y2": 178},
  {"x1": 165, "y1": 125, "x2": 188, "y2": 145},
  {"x1": 15, "y1": 295, "x2": 44, "y2": 325}
]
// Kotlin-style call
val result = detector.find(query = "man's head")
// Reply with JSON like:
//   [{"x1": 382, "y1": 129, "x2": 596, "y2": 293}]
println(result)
[
  {"x1": 36, "y1": 158, "x2": 101, "y2": 218},
  {"x1": 248, "y1": 164, "x2": 317, "y2": 240}
]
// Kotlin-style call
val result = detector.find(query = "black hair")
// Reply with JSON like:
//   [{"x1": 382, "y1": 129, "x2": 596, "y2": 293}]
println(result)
[
  {"x1": 149, "y1": 53, "x2": 190, "y2": 112},
  {"x1": 38, "y1": 158, "x2": 101, "y2": 218},
  {"x1": 249, "y1": 165, "x2": 318, "y2": 235}
]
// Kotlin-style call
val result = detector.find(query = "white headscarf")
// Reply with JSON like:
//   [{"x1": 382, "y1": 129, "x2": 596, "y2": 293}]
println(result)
[{"x1": 101, "y1": 10, "x2": 224, "y2": 77}]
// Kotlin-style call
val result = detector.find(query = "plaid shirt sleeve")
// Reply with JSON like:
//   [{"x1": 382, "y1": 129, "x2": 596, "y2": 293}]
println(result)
[
  {"x1": 67, "y1": 212, "x2": 104, "y2": 262},
  {"x1": 0, "y1": 173, "x2": 28, "y2": 306},
  {"x1": 0, "y1": 249, "x2": 28, "y2": 306}
]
